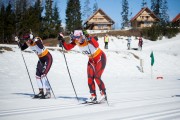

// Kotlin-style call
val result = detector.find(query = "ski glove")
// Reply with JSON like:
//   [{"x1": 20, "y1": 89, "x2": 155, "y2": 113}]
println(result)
[
  {"x1": 15, "y1": 36, "x2": 20, "y2": 42},
  {"x1": 58, "y1": 33, "x2": 64, "y2": 41},
  {"x1": 29, "y1": 34, "x2": 33, "y2": 39}
]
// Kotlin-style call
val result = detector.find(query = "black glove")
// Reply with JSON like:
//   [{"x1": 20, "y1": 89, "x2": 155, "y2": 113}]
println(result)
[
  {"x1": 86, "y1": 36, "x2": 91, "y2": 41},
  {"x1": 58, "y1": 33, "x2": 65, "y2": 42}
]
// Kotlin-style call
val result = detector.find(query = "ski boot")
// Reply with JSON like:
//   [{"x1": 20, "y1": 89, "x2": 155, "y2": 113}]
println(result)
[
  {"x1": 41, "y1": 89, "x2": 51, "y2": 99},
  {"x1": 86, "y1": 94, "x2": 97, "y2": 103},
  {"x1": 33, "y1": 88, "x2": 45, "y2": 98},
  {"x1": 44, "y1": 92, "x2": 51, "y2": 99},
  {"x1": 98, "y1": 91, "x2": 107, "y2": 103}
]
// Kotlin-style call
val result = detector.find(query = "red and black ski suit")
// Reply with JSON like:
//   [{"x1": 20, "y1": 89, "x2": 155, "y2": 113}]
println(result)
[{"x1": 62, "y1": 37, "x2": 107, "y2": 96}]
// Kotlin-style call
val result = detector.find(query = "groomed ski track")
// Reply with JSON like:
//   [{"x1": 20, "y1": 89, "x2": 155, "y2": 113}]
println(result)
[{"x1": 0, "y1": 94, "x2": 180, "y2": 120}]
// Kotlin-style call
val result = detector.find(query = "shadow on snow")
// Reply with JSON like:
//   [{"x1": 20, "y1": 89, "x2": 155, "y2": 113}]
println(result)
[
  {"x1": 13, "y1": 92, "x2": 34, "y2": 97},
  {"x1": 13, "y1": 93, "x2": 88, "y2": 101},
  {"x1": 58, "y1": 96, "x2": 88, "y2": 101}
]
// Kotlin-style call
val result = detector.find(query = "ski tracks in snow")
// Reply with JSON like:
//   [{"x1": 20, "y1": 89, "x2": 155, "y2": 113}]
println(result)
[{"x1": 1, "y1": 95, "x2": 180, "y2": 120}]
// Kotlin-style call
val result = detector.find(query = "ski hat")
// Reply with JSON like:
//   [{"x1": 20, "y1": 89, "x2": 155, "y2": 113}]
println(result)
[
  {"x1": 73, "y1": 30, "x2": 85, "y2": 43},
  {"x1": 23, "y1": 33, "x2": 33, "y2": 40},
  {"x1": 23, "y1": 34, "x2": 30, "y2": 40},
  {"x1": 74, "y1": 30, "x2": 83, "y2": 37}
]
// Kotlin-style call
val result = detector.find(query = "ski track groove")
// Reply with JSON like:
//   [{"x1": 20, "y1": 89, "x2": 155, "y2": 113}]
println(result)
[
  {"x1": 119, "y1": 108, "x2": 180, "y2": 120},
  {"x1": 41, "y1": 101, "x2": 180, "y2": 120},
  {"x1": 0, "y1": 95, "x2": 177, "y2": 117},
  {"x1": 0, "y1": 102, "x2": 83, "y2": 117}
]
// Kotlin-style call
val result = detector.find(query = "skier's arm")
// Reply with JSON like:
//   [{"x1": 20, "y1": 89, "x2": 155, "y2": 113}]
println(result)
[
  {"x1": 19, "y1": 42, "x2": 28, "y2": 50},
  {"x1": 58, "y1": 33, "x2": 76, "y2": 50},
  {"x1": 63, "y1": 41, "x2": 76, "y2": 50},
  {"x1": 15, "y1": 36, "x2": 28, "y2": 50},
  {"x1": 89, "y1": 37, "x2": 99, "y2": 48},
  {"x1": 34, "y1": 37, "x2": 44, "y2": 49}
]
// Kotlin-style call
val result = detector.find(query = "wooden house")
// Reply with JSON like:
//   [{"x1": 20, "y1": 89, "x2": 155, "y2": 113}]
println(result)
[
  {"x1": 130, "y1": 7, "x2": 160, "y2": 28},
  {"x1": 172, "y1": 13, "x2": 180, "y2": 27},
  {"x1": 84, "y1": 9, "x2": 115, "y2": 30}
]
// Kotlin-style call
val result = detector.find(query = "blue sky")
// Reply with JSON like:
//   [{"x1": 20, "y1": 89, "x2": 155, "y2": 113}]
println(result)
[{"x1": 54, "y1": 0, "x2": 180, "y2": 29}]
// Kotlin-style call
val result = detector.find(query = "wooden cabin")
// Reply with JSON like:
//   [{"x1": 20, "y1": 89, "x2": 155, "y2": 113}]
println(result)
[
  {"x1": 84, "y1": 8, "x2": 115, "y2": 30},
  {"x1": 172, "y1": 13, "x2": 180, "y2": 27},
  {"x1": 130, "y1": 7, "x2": 160, "y2": 28}
]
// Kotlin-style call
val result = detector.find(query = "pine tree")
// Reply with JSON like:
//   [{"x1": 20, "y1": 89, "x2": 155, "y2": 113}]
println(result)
[
  {"x1": 141, "y1": 0, "x2": 147, "y2": 8},
  {"x1": 66, "y1": 0, "x2": 82, "y2": 33},
  {"x1": 33, "y1": 0, "x2": 43, "y2": 36},
  {"x1": 151, "y1": 0, "x2": 169, "y2": 24},
  {"x1": 93, "y1": 0, "x2": 98, "y2": 13},
  {"x1": 52, "y1": 3, "x2": 61, "y2": 37},
  {"x1": 5, "y1": 1, "x2": 15, "y2": 43},
  {"x1": 121, "y1": 0, "x2": 129, "y2": 29},
  {"x1": 14, "y1": 0, "x2": 29, "y2": 36},
  {"x1": 0, "y1": 3, "x2": 5, "y2": 43},
  {"x1": 151, "y1": 0, "x2": 162, "y2": 19},
  {"x1": 82, "y1": 0, "x2": 92, "y2": 21},
  {"x1": 43, "y1": 0, "x2": 53, "y2": 38},
  {"x1": 161, "y1": 0, "x2": 169, "y2": 24}
]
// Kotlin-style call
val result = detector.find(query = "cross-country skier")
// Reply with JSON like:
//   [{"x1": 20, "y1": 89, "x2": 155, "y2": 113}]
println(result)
[
  {"x1": 138, "y1": 37, "x2": 143, "y2": 51},
  {"x1": 15, "y1": 33, "x2": 53, "y2": 99},
  {"x1": 127, "y1": 36, "x2": 132, "y2": 50},
  {"x1": 58, "y1": 30, "x2": 107, "y2": 102}
]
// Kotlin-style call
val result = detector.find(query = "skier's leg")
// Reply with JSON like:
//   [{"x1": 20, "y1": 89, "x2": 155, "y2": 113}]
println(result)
[
  {"x1": 87, "y1": 62, "x2": 96, "y2": 97},
  {"x1": 42, "y1": 52, "x2": 53, "y2": 76},
  {"x1": 86, "y1": 62, "x2": 98, "y2": 102},
  {"x1": 34, "y1": 61, "x2": 44, "y2": 98},
  {"x1": 41, "y1": 53, "x2": 53, "y2": 98},
  {"x1": 94, "y1": 53, "x2": 107, "y2": 102},
  {"x1": 94, "y1": 52, "x2": 106, "y2": 95}
]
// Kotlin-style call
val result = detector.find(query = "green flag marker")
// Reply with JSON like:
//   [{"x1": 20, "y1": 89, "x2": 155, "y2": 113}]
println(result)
[{"x1": 150, "y1": 51, "x2": 154, "y2": 66}]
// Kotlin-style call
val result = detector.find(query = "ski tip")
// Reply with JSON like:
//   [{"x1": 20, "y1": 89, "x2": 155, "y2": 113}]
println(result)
[{"x1": 81, "y1": 101, "x2": 99, "y2": 104}]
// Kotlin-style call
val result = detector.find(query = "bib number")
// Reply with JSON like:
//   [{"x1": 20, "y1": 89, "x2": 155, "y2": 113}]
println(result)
[{"x1": 82, "y1": 50, "x2": 91, "y2": 55}]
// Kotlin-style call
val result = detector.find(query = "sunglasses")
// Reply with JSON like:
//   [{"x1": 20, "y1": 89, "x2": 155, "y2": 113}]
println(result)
[{"x1": 73, "y1": 36, "x2": 81, "y2": 39}]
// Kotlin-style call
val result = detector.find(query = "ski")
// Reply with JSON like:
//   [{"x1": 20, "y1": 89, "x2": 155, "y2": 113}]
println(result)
[
  {"x1": 172, "y1": 95, "x2": 180, "y2": 97},
  {"x1": 81, "y1": 101, "x2": 97, "y2": 104},
  {"x1": 81, "y1": 100, "x2": 106, "y2": 105},
  {"x1": 32, "y1": 95, "x2": 51, "y2": 99}
]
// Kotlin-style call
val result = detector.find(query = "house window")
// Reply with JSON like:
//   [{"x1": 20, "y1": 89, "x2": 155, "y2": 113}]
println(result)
[
  {"x1": 98, "y1": 24, "x2": 108, "y2": 29},
  {"x1": 93, "y1": 18, "x2": 97, "y2": 21},
  {"x1": 144, "y1": 21, "x2": 151, "y2": 27},
  {"x1": 146, "y1": 16, "x2": 149, "y2": 20},
  {"x1": 98, "y1": 18, "x2": 104, "y2": 21},
  {"x1": 98, "y1": 24, "x2": 103, "y2": 29}
]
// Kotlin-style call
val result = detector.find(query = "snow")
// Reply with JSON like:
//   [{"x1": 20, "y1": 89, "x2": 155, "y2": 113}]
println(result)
[{"x1": 0, "y1": 34, "x2": 180, "y2": 120}]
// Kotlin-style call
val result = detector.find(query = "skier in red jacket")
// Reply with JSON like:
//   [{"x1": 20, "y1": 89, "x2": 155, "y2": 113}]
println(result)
[{"x1": 58, "y1": 30, "x2": 107, "y2": 102}]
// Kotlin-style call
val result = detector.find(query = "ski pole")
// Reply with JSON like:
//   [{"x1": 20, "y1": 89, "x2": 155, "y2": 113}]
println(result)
[
  {"x1": 37, "y1": 61, "x2": 56, "y2": 99},
  {"x1": 60, "y1": 41, "x2": 79, "y2": 102},
  {"x1": 19, "y1": 47, "x2": 35, "y2": 95}
]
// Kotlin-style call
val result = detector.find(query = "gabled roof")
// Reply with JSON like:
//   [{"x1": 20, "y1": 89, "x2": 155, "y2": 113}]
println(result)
[
  {"x1": 172, "y1": 13, "x2": 180, "y2": 22},
  {"x1": 84, "y1": 8, "x2": 115, "y2": 24},
  {"x1": 130, "y1": 7, "x2": 160, "y2": 22}
]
